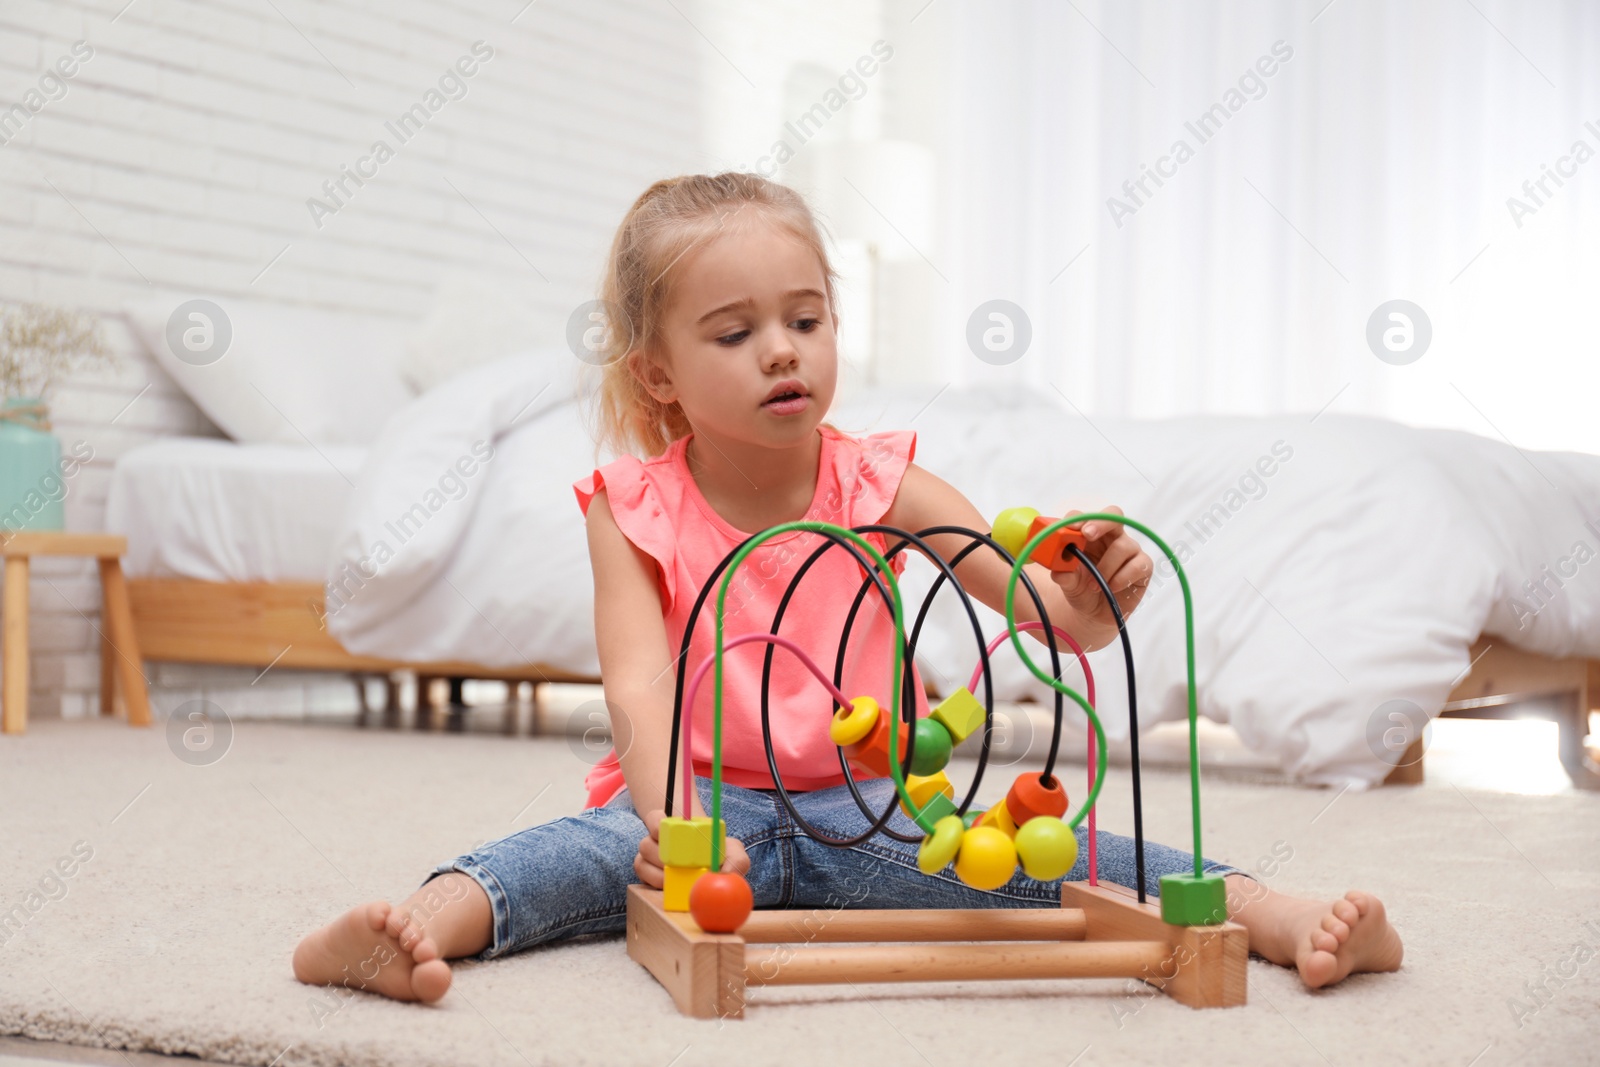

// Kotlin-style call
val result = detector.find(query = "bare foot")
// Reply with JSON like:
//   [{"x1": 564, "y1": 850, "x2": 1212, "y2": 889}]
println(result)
[
  {"x1": 1273, "y1": 890, "x2": 1404, "y2": 990},
  {"x1": 292, "y1": 901, "x2": 453, "y2": 1003}
]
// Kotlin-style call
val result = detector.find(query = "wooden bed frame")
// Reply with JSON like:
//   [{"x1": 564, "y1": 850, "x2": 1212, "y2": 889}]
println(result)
[
  {"x1": 117, "y1": 578, "x2": 598, "y2": 724},
  {"x1": 1384, "y1": 638, "x2": 1600, "y2": 789},
  {"x1": 118, "y1": 579, "x2": 1599, "y2": 788}
]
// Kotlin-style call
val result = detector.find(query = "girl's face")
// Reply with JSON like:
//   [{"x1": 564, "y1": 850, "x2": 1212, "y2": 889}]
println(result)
[{"x1": 637, "y1": 219, "x2": 838, "y2": 451}]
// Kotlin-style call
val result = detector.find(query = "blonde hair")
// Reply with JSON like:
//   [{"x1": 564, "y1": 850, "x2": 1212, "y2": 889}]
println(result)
[{"x1": 581, "y1": 172, "x2": 845, "y2": 462}]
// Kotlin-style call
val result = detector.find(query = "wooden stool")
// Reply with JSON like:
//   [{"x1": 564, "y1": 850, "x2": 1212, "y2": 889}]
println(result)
[{"x1": 1, "y1": 531, "x2": 151, "y2": 734}]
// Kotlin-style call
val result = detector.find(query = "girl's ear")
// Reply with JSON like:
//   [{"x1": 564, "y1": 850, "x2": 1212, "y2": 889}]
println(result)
[{"x1": 630, "y1": 348, "x2": 677, "y2": 405}]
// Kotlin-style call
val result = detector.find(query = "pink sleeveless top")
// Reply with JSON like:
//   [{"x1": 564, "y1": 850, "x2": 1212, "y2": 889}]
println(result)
[{"x1": 571, "y1": 424, "x2": 929, "y2": 810}]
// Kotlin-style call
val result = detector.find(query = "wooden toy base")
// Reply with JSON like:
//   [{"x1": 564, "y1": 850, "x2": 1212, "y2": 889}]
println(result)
[{"x1": 626, "y1": 879, "x2": 1246, "y2": 1019}]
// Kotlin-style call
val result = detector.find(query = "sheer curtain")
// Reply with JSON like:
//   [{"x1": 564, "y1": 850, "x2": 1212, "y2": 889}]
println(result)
[{"x1": 930, "y1": 0, "x2": 1600, "y2": 453}]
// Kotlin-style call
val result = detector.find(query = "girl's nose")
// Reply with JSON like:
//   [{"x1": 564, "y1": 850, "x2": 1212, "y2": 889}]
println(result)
[{"x1": 763, "y1": 326, "x2": 799, "y2": 371}]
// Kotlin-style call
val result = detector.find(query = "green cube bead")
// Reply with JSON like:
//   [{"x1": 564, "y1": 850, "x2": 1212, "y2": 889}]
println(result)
[
  {"x1": 659, "y1": 816, "x2": 724, "y2": 869},
  {"x1": 930, "y1": 686, "x2": 986, "y2": 746},
  {"x1": 1159, "y1": 872, "x2": 1229, "y2": 926},
  {"x1": 903, "y1": 787, "x2": 957, "y2": 825}
]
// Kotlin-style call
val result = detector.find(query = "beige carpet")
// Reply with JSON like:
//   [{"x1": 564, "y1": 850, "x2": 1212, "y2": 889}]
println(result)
[{"x1": 2, "y1": 717, "x2": 1595, "y2": 1067}]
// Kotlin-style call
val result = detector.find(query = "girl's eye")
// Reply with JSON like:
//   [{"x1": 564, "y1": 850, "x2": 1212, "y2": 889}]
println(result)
[
  {"x1": 791, "y1": 318, "x2": 818, "y2": 331},
  {"x1": 716, "y1": 330, "x2": 749, "y2": 346}
]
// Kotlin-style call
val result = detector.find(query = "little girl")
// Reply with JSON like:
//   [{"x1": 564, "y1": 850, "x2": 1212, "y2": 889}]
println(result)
[{"x1": 293, "y1": 172, "x2": 1403, "y2": 1005}]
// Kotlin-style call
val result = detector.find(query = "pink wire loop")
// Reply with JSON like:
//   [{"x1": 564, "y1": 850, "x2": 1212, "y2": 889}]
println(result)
[
  {"x1": 680, "y1": 632, "x2": 857, "y2": 817},
  {"x1": 968, "y1": 621, "x2": 1098, "y2": 886}
]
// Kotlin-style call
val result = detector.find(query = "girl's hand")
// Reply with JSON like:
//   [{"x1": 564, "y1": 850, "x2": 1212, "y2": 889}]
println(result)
[
  {"x1": 1052, "y1": 505, "x2": 1153, "y2": 632},
  {"x1": 636, "y1": 808, "x2": 751, "y2": 889}
]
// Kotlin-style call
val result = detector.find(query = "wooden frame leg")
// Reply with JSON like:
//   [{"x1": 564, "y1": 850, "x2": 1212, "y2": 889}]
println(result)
[
  {"x1": 3, "y1": 555, "x2": 29, "y2": 735},
  {"x1": 1060, "y1": 881, "x2": 1248, "y2": 1008},
  {"x1": 626, "y1": 885, "x2": 747, "y2": 1019},
  {"x1": 97, "y1": 557, "x2": 151, "y2": 727}
]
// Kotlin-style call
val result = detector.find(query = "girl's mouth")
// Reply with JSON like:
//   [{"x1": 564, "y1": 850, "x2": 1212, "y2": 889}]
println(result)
[{"x1": 762, "y1": 392, "x2": 808, "y2": 415}]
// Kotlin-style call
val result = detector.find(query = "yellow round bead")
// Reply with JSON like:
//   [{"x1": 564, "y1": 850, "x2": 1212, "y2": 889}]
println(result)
[
  {"x1": 1014, "y1": 815, "x2": 1078, "y2": 881},
  {"x1": 953, "y1": 825, "x2": 1018, "y2": 890},
  {"x1": 829, "y1": 695, "x2": 880, "y2": 747},
  {"x1": 916, "y1": 815, "x2": 965, "y2": 874}
]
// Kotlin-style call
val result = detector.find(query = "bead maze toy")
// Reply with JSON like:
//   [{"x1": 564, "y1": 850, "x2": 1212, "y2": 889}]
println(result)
[{"x1": 625, "y1": 512, "x2": 1246, "y2": 1018}]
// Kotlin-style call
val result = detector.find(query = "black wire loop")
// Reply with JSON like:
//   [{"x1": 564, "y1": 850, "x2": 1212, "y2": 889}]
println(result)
[{"x1": 658, "y1": 522, "x2": 1146, "y2": 899}]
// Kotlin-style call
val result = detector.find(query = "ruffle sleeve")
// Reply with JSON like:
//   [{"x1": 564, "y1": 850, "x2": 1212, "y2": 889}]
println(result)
[
  {"x1": 843, "y1": 428, "x2": 917, "y2": 577},
  {"x1": 573, "y1": 457, "x2": 677, "y2": 614}
]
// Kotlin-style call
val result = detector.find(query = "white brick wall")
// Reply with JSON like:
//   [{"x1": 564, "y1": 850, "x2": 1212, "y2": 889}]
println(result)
[{"x1": 0, "y1": 0, "x2": 902, "y2": 721}]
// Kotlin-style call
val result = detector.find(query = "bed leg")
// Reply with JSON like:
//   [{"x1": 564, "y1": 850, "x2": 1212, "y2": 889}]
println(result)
[
  {"x1": 1556, "y1": 691, "x2": 1600, "y2": 790},
  {"x1": 446, "y1": 676, "x2": 467, "y2": 733},
  {"x1": 383, "y1": 673, "x2": 401, "y2": 729},
  {"x1": 415, "y1": 674, "x2": 436, "y2": 730},
  {"x1": 1382, "y1": 739, "x2": 1425, "y2": 785},
  {"x1": 352, "y1": 672, "x2": 370, "y2": 728}
]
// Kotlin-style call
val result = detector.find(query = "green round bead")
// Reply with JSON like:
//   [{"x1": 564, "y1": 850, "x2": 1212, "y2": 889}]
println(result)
[{"x1": 909, "y1": 717, "x2": 954, "y2": 776}]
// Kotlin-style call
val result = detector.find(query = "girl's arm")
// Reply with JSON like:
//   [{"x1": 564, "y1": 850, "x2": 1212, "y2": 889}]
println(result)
[
  {"x1": 585, "y1": 487, "x2": 708, "y2": 823},
  {"x1": 880, "y1": 463, "x2": 1153, "y2": 653}
]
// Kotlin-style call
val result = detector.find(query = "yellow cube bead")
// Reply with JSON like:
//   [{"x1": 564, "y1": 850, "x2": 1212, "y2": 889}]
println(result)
[
  {"x1": 930, "y1": 686, "x2": 986, "y2": 746},
  {"x1": 659, "y1": 816, "x2": 724, "y2": 869},
  {"x1": 898, "y1": 770, "x2": 955, "y2": 819},
  {"x1": 662, "y1": 864, "x2": 709, "y2": 911},
  {"x1": 977, "y1": 798, "x2": 1018, "y2": 838}
]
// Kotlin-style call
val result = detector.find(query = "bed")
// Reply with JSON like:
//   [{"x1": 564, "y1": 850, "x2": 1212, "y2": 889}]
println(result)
[
  {"x1": 108, "y1": 330, "x2": 1600, "y2": 788},
  {"x1": 314, "y1": 356, "x2": 1600, "y2": 789},
  {"x1": 108, "y1": 295, "x2": 596, "y2": 727},
  {"x1": 102, "y1": 437, "x2": 588, "y2": 726}
]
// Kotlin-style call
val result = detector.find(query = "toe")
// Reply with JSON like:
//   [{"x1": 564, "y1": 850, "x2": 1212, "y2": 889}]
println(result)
[
  {"x1": 1311, "y1": 928, "x2": 1339, "y2": 954},
  {"x1": 1320, "y1": 912, "x2": 1350, "y2": 941},
  {"x1": 411, "y1": 959, "x2": 452, "y2": 1003},
  {"x1": 411, "y1": 936, "x2": 440, "y2": 964},
  {"x1": 1333, "y1": 898, "x2": 1360, "y2": 926},
  {"x1": 385, "y1": 908, "x2": 411, "y2": 940},
  {"x1": 1345, "y1": 889, "x2": 1372, "y2": 916},
  {"x1": 1300, "y1": 949, "x2": 1339, "y2": 990},
  {"x1": 365, "y1": 902, "x2": 391, "y2": 931}
]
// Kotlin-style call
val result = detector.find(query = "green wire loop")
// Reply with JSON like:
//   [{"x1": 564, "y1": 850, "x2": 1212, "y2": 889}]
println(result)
[
  {"x1": 708, "y1": 521, "x2": 932, "y2": 872},
  {"x1": 1005, "y1": 513, "x2": 1203, "y2": 878}
]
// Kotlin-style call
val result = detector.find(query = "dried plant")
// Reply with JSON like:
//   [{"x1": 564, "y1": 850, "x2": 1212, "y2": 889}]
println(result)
[{"x1": 1, "y1": 303, "x2": 114, "y2": 409}]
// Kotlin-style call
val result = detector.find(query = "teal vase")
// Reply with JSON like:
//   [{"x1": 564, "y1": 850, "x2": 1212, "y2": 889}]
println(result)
[{"x1": 0, "y1": 397, "x2": 65, "y2": 532}]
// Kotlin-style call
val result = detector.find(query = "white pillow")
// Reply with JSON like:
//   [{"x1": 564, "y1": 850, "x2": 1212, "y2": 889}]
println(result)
[
  {"x1": 123, "y1": 294, "x2": 413, "y2": 446},
  {"x1": 400, "y1": 273, "x2": 546, "y2": 395}
]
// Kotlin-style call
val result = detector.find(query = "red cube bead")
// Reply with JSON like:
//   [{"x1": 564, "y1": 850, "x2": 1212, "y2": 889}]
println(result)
[
  {"x1": 1026, "y1": 515, "x2": 1087, "y2": 573},
  {"x1": 844, "y1": 709, "x2": 910, "y2": 778}
]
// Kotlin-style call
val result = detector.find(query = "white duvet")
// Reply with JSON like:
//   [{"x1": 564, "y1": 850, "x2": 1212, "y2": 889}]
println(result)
[{"x1": 327, "y1": 354, "x2": 1600, "y2": 788}]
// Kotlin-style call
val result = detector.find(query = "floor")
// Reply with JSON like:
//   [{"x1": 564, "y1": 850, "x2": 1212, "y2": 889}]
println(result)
[{"x1": 2, "y1": 686, "x2": 1590, "y2": 1065}]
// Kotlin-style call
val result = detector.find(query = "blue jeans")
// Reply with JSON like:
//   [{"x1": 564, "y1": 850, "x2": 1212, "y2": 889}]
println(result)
[{"x1": 422, "y1": 775, "x2": 1248, "y2": 961}]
